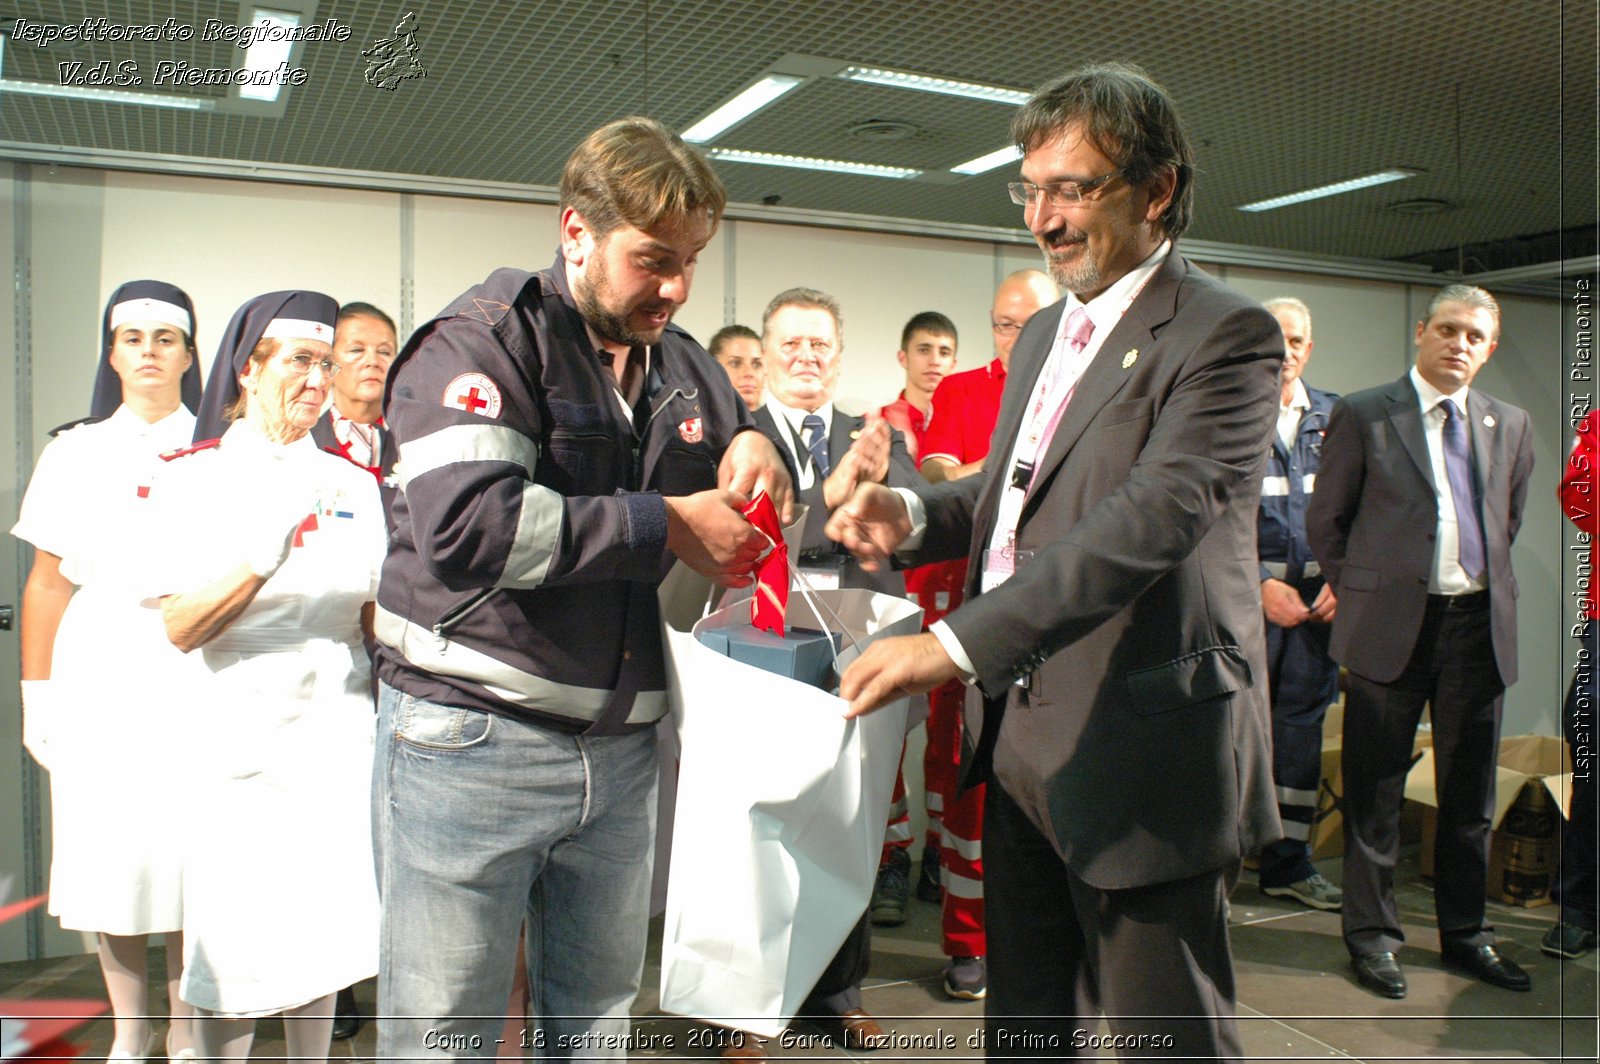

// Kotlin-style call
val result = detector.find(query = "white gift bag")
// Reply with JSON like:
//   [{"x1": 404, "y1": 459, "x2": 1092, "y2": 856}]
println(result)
[{"x1": 656, "y1": 561, "x2": 920, "y2": 1037}]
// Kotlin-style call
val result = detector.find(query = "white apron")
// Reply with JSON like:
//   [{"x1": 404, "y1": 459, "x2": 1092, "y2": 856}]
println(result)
[
  {"x1": 11, "y1": 406, "x2": 199, "y2": 934},
  {"x1": 149, "y1": 422, "x2": 384, "y2": 1015}
]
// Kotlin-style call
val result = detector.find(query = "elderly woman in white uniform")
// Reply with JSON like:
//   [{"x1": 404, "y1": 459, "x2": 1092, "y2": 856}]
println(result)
[
  {"x1": 150, "y1": 291, "x2": 383, "y2": 1063},
  {"x1": 13, "y1": 280, "x2": 204, "y2": 1063}
]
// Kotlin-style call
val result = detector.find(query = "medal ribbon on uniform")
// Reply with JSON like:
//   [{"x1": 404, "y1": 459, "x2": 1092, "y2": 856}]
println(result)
[{"x1": 742, "y1": 491, "x2": 789, "y2": 636}]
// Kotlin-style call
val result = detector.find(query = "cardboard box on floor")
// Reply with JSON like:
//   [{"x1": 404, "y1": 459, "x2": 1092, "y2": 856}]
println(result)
[
  {"x1": 1308, "y1": 699, "x2": 1431, "y2": 861},
  {"x1": 1407, "y1": 734, "x2": 1573, "y2": 907}
]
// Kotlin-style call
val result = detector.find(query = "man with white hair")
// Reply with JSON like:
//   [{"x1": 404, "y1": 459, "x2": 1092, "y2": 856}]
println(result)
[{"x1": 1254, "y1": 296, "x2": 1343, "y2": 912}]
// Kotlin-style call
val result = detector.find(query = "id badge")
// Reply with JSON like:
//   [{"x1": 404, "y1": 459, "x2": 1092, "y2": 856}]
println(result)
[
  {"x1": 980, "y1": 547, "x2": 1034, "y2": 594},
  {"x1": 797, "y1": 554, "x2": 845, "y2": 592}
]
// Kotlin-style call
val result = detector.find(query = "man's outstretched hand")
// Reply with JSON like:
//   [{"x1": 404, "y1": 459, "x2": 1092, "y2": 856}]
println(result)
[{"x1": 839, "y1": 632, "x2": 960, "y2": 717}]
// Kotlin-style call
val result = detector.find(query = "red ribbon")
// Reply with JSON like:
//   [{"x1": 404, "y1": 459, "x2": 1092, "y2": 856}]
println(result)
[{"x1": 742, "y1": 492, "x2": 788, "y2": 636}]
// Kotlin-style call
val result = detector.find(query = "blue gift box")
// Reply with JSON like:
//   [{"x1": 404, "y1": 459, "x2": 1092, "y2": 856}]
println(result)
[{"x1": 697, "y1": 625, "x2": 841, "y2": 691}]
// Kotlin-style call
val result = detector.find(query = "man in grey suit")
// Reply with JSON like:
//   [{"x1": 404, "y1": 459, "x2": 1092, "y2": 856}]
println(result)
[
  {"x1": 827, "y1": 64, "x2": 1282, "y2": 1059},
  {"x1": 1306, "y1": 285, "x2": 1535, "y2": 999}
]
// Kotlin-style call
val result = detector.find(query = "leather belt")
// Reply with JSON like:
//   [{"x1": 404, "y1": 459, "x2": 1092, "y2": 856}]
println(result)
[{"x1": 1427, "y1": 590, "x2": 1489, "y2": 611}]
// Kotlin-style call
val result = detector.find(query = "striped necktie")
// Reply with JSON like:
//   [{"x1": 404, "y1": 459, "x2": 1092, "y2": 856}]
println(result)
[{"x1": 802, "y1": 413, "x2": 830, "y2": 478}]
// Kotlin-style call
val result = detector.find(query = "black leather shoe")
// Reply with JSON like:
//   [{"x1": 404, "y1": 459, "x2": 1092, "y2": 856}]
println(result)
[
  {"x1": 1441, "y1": 943, "x2": 1532, "y2": 992},
  {"x1": 1351, "y1": 951, "x2": 1407, "y2": 998},
  {"x1": 331, "y1": 985, "x2": 360, "y2": 1040}
]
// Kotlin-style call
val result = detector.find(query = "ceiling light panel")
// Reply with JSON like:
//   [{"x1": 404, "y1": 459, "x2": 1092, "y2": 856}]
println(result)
[
  {"x1": 1237, "y1": 169, "x2": 1422, "y2": 212},
  {"x1": 714, "y1": 76, "x2": 1015, "y2": 175},
  {"x1": 0, "y1": 78, "x2": 218, "y2": 110},
  {"x1": 951, "y1": 144, "x2": 1021, "y2": 175},
  {"x1": 238, "y1": 8, "x2": 302, "y2": 103},
  {"x1": 681, "y1": 74, "x2": 805, "y2": 143},
  {"x1": 840, "y1": 66, "x2": 1030, "y2": 106},
  {"x1": 708, "y1": 147, "x2": 920, "y2": 180}
]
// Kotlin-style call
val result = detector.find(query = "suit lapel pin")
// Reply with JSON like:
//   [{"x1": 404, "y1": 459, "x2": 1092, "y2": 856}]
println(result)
[
  {"x1": 1483, "y1": 414, "x2": 1496, "y2": 428},
  {"x1": 1121, "y1": 349, "x2": 1139, "y2": 369}
]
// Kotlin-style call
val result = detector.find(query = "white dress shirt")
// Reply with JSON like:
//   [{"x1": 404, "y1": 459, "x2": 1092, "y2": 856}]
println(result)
[
  {"x1": 920, "y1": 241, "x2": 1173, "y2": 680},
  {"x1": 330, "y1": 409, "x2": 381, "y2": 468},
  {"x1": 1408, "y1": 366, "x2": 1486, "y2": 595},
  {"x1": 763, "y1": 395, "x2": 833, "y2": 492},
  {"x1": 1278, "y1": 378, "x2": 1310, "y2": 452}
]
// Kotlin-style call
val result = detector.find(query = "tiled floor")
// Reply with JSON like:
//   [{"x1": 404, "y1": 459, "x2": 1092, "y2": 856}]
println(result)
[{"x1": 6, "y1": 850, "x2": 1596, "y2": 1061}]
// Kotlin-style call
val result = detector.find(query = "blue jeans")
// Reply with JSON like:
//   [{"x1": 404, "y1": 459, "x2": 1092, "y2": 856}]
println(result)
[{"x1": 374, "y1": 683, "x2": 658, "y2": 1060}]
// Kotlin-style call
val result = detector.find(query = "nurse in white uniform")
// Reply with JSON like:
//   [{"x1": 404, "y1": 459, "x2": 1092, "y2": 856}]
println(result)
[
  {"x1": 151, "y1": 291, "x2": 383, "y2": 1064},
  {"x1": 13, "y1": 280, "x2": 204, "y2": 1064}
]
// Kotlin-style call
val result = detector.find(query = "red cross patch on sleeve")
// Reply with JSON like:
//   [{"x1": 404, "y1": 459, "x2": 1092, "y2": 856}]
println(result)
[{"x1": 443, "y1": 373, "x2": 504, "y2": 419}]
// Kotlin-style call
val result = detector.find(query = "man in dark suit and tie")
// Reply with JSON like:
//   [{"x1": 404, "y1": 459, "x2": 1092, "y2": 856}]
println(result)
[
  {"x1": 1306, "y1": 285, "x2": 1535, "y2": 999},
  {"x1": 826, "y1": 64, "x2": 1283, "y2": 1059},
  {"x1": 741, "y1": 286, "x2": 920, "y2": 1054},
  {"x1": 754, "y1": 287, "x2": 917, "y2": 599}
]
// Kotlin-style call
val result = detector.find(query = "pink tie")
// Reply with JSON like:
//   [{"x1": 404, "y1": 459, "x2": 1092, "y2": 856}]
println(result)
[
  {"x1": 1028, "y1": 308, "x2": 1096, "y2": 465},
  {"x1": 1064, "y1": 306, "x2": 1094, "y2": 353}
]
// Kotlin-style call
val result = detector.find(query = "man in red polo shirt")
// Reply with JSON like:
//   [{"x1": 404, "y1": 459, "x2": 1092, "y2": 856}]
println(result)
[
  {"x1": 879, "y1": 312, "x2": 959, "y2": 464},
  {"x1": 871, "y1": 313, "x2": 960, "y2": 938},
  {"x1": 921, "y1": 269, "x2": 1058, "y2": 482}
]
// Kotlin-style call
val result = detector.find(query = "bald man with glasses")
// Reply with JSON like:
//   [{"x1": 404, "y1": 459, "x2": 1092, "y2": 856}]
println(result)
[{"x1": 919, "y1": 270, "x2": 1058, "y2": 485}]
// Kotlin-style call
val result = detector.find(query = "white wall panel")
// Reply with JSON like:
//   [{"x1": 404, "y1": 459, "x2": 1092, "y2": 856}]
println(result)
[
  {"x1": 410, "y1": 196, "x2": 554, "y2": 327},
  {"x1": 102, "y1": 172, "x2": 402, "y2": 381},
  {"x1": 1482, "y1": 293, "x2": 1566, "y2": 737},
  {"x1": 0, "y1": 160, "x2": 31, "y2": 964}
]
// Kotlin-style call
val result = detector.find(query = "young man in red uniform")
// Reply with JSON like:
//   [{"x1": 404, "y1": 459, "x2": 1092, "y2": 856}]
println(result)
[
  {"x1": 871, "y1": 314, "x2": 960, "y2": 938},
  {"x1": 878, "y1": 312, "x2": 958, "y2": 464}
]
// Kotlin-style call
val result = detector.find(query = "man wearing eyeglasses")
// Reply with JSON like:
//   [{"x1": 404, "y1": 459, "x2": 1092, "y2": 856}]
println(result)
[
  {"x1": 825, "y1": 63, "x2": 1283, "y2": 1058},
  {"x1": 920, "y1": 271, "x2": 1058, "y2": 485}
]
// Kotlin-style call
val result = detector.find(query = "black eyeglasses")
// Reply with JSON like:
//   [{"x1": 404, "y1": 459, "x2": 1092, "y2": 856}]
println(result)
[{"x1": 1007, "y1": 170, "x2": 1122, "y2": 209}]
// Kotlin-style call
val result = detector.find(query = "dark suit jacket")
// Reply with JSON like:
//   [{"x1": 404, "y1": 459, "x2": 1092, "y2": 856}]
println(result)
[
  {"x1": 1305, "y1": 375, "x2": 1533, "y2": 686},
  {"x1": 910, "y1": 251, "x2": 1284, "y2": 891},
  {"x1": 752, "y1": 403, "x2": 919, "y2": 597}
]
